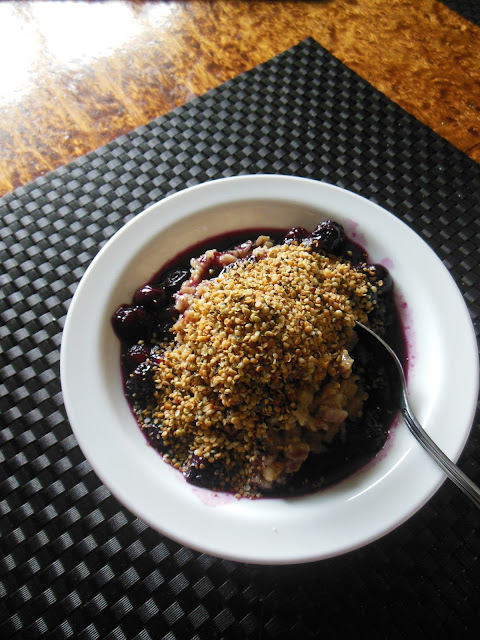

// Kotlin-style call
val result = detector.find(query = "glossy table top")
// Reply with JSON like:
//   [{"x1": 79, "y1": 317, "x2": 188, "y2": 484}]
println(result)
[{"x1": 0, "y1": 0, "x2": 478, "y2": 198}]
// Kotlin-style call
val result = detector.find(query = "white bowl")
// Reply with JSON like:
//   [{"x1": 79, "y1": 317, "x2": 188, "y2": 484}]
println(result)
[{"x1": 61, "y1": 175, "x2": 479, "y2": 564}]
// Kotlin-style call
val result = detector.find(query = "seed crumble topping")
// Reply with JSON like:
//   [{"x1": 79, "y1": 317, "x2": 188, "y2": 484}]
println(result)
[{"x1": 139, "y1": 241, "x2": 378, "y2": 497}]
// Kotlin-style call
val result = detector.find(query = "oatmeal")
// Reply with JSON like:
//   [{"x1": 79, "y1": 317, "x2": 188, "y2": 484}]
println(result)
[{"x1": 112, "y1": 222, "x2": 402, "y2": 498}]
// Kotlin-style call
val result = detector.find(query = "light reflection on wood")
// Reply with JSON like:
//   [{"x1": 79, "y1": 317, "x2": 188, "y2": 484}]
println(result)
[{"x1": 0, "y1": 0, "x2": 478, "y2": 196}]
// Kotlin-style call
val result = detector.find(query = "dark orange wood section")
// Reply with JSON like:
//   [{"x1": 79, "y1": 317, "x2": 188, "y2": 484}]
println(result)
[{"x1": 0, "y1": 0, "x2": 479, "y2": 196}]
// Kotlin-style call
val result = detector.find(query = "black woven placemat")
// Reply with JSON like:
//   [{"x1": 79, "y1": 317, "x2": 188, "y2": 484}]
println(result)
[
  {"x1": 439, "y1": 0, "x2": 480, "y2": 26},
  {"x1": 1, "y1": 38, "x2": 480, "y2": 639}
]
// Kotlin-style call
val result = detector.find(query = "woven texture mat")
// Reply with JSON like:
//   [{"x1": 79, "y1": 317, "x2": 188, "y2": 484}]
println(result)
[
  {"x1": 439, "y1": 0, "x2": 480, "y2": 25},
  {"x1": 1, "y1": 39, "x2": 480, "y2": 639}
]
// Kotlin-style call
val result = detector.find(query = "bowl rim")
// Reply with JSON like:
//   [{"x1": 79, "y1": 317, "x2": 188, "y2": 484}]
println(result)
[{"x1": 61, "y1": 175, "x2": 479, "y2": 564}]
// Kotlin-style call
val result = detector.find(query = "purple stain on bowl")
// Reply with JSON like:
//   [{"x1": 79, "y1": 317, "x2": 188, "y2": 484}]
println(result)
[
  {"x1": 178, "y1": 472, "x2": 237, "y2": 506},
  {"x1": 343, "y1": 219, "x2": 368, "y2": 251},
  {"x1": 394, "y1": 291, "x2": 415, "y2": 381},
  {"x1": 380, "y1": 257, "x2": 394, "y2": 271},
  {"x1": 191, "y1": 485, "x2": 237, "y2": 507}
]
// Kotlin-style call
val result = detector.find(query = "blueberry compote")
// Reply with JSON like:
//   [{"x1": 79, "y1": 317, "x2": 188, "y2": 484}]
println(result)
[{"x1": 112, "y1": 221, "x2": 404, "y2": 497}]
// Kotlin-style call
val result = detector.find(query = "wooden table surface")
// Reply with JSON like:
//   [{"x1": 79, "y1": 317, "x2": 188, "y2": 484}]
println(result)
[{"x1": 0, "y1": 0, "x2": 479, "y2": 198}]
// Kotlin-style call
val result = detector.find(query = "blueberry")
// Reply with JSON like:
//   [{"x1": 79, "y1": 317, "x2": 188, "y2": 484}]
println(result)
[
  {"x1": 149, "y1": 344, "x2": 165, "y2": 365},
  {"x1": 142, "y1": 423, "x2": 167, "y2": 453},
  {"x1": 155, "y1": 318, "x2": 174, "y2": 341},
  {"x1": 184, "y1": 454, "x2": 224, "y2": 489},
  {"x1": 373, "y1": 302, "x2": 395, "y2": 331},
  {"x1": 125, "y1": 361, "x2": 156, "y2": 408},
  {"x1": 304, "y1": 221, "x2": 346, "y2": 254},
  {"x1": 159, "y1": 305, "x2": 179, "y2": 322},
  {"x1": 158, "y1": 269, "x2": 189, "y2": 292},
  {"x1": 284, "y1": 227, "x2": 310, "y2": 243},
  {"x1": 112, "y1": 305, "x2": 153, "y2": 342},
  {"x1": 371, "y1": 264, "x2": 393, "y2": 296},
  {"x1": 125, "y1": 344, "x2": 150, "y2": 369},
  {"x1": 144, "y1": 305, "x2": 177, "y2": 341},
  {"x1": 133, "y1": 285, "x2": 167, "y2": 309},
  {"x1": 342, "y1": 241, "x2": 368, "y2": 266}
]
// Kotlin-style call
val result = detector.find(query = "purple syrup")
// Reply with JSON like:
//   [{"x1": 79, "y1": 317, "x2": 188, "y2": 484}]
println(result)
[
  {"x1": 148, "y1": 227, "x2": 287, "y2": 286},
  {"x1": 113, "y1": 224, "x2": 406, "y2": 497}
]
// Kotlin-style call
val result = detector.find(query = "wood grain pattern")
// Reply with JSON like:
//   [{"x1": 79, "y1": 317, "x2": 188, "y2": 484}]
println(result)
[{"x1": 0, "y1": 0, "x2": 478, "y2": 196}]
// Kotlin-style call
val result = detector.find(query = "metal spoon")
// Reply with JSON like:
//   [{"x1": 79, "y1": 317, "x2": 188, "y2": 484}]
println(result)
[{"x1": 355, "y1": 321, "x2": 480, "y2": 509}]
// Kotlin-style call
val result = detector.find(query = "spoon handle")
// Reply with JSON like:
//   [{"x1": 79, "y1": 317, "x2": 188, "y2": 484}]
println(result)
[{"x1": 401, "y1": 403, "x2": 480, "y2": 509}]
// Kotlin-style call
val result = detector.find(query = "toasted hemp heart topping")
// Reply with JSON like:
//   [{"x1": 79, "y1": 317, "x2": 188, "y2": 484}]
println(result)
[{"x1": 149, "y1": 242, "x2": 376, "y2": 497}]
